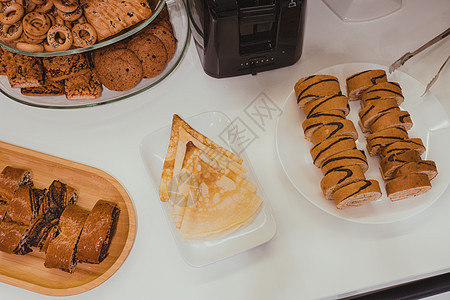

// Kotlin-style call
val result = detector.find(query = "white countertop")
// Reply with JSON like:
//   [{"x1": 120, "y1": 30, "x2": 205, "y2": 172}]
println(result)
[{"x1": 1, "y1": 0, "x2": 450, "y2": 299}]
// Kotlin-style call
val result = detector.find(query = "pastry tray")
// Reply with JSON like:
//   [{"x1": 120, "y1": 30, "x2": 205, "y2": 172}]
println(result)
[{"x1": 0, "y1": 140, "x2": 136, "y2": 296}]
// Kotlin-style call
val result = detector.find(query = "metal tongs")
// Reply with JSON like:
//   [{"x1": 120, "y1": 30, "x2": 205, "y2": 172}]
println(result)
[{"x1": 389, "y1": 26, "x2": 450, "y2": 95}]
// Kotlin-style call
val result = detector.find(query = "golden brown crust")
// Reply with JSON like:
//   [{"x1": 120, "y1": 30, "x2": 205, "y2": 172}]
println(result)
[
  {"x1": 0, "y1": 166, "x2": 32, "y2": 204},
  {"x1": 77, "y1": 200, "x2": 120, "y2": 263},
  {"x1": 44, "y1": 205, "x2": 89, "y2": 273},
  {"x1": 4, "y1": 52, "x2": 43, "y2": 88},
  {"x1": 64, "y1": 69, "x2": 102, "y2": 100},
  {"x1": 81, "y1": 0, "x2": 153, "y2": 41},
  {"x1": 42, "y1": 53, "x2": 90, "y2": 82}
]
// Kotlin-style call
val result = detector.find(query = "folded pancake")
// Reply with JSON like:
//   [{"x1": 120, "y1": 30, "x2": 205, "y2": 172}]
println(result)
[
  {"x1": 320, "y1": 149, "x2": 368, "y2": 176},
  {"x1": 44, "y1": 205, "x2": 89, "y2": 273},
  {"x1": 346, "y1": 69, "x2": 387, "y2": 101},
  {"x1": 302, "y1": 110, "x2": 347, "y2": 140},
  {"x1": 366, "y1": 126, "x2": 409, "y2": 156},
  {"x1": 77, "y1": 200, "x2": 120, "y2": 264},
  {"x1": 310, "y1": 136, "x2": 357, "y2": 167},
  {"x1": 309, "y1": 119, "x2": 358, "y2": 145},
  {"x1": 0, "y1": 166, "x2": 32, "y2": 204},
  {"x1": 358, "y1": 98, "x2": 400, "y2": 132},
  {"x1": 369, "y1": 110, "x2": 413, "y2": 133},
  {"x1": 4, "y1": 185, "x2": 42, "y2": 226},
  {"x1": 294, "y1": 75, "x2": 341, "y2": 108},
  {"x1": 0, "y1": 221, "x2": 31, "y2": 254},
  {"x1": 40, "y1": 180, "x2": 78, "y2": 220},
  {"x1": 303, "y1": 94, "x2": 350, "y2": 118},
  {"x1": 380, "y1": 149, "x2": 421, "y2": 180},
  {"x1": 174, "y1": 127, "x2": 247, "y2": 180},
  {"x1": 361, "y1": 81, "x2": 404, "y2": 107},
  {"x1": 386, "y1": 173, "x2": 431, "y2": 202},
  {"x1": 320, "y1": 165, "x2": 366, "y2": 200},
  {"x1": 333, "y1": 180, "x2": 382, "y2": 209},
  {"x1": 177, "y1": 155, "x2": 263, "y2": 241},
  {"x1": 160, "y1": 114, "x2": 243, "y2": 203},
  {"x1": 380, "y1": 138, "x2": 426, "y2": 158},
  {"x1": 171, "y1": 142, "x2": 256, "y2": 228},
  {"x1": 393, "y1": 160, "x2": 438, "y2": 181}
]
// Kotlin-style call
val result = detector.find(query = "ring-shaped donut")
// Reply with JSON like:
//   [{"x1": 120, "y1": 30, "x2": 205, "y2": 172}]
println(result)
[
  {"x1": 22, "y1": 11, "x2": 51, "y2": 37},
  {"x1": 15, "y1": 0, "x2": 37, "y2": 14},
  {"x1": 57, "y1": 4, "x2": 81, "y2": 21},
  {"x1": 0, "y1": 22, "x2": 23, "y2": 41},
  {"x1": 0, "y1": 3, "x2": 25, "y2": 25},
  {"x1": 16, "y1": 41, "x2": 44, "y2": 52},
  {"x1": 46, "y1": 24, "x2": 72, "y2": 51},
  {"x1": 21, "y1": 30, "x2": 45, "y2": 43},
  {"x1": 72, "y1": 22, "x2": 97, "y2": 47},
  {"x1": 34, "y1": 0, "x2": 54, "y2": 13},
  {"x1": 53, "y1": 0, "x2": 78, "y2": 13}
]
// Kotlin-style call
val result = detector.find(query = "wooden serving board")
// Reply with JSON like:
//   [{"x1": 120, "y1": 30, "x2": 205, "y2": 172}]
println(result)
[{"x1": 0, "y1": 141, "x2": 136, "y2": 296}]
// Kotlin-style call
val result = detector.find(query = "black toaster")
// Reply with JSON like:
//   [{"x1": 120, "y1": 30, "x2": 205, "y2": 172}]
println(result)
[{"x1": 186, "y1": 0, "x2": 307, "y2": 78}]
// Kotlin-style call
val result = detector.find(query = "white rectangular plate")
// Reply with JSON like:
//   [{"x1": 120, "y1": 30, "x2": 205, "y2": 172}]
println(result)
[{"x1": 140, "y1": 111, "x2": 276, "y2": 266}]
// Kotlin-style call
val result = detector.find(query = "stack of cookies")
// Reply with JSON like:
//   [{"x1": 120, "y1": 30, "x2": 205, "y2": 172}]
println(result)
[
  {"x1": 91, "y1": 6, "x2": 177, "y2": 91},
  {"x1": 346, "y1": 69, "x2": 438, "y2": 201},
  {"x1": 294, "y1": 75, "x2": 382, "y2": 209}
]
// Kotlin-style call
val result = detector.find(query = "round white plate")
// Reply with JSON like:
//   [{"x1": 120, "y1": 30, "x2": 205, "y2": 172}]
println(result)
[{"x1": 276, "y1": 62, "x2": 450, "y2": 224}]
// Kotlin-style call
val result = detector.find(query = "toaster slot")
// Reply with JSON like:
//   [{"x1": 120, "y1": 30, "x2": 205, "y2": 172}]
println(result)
[{"x1": 238, "y1": 1, "x2": 278, "y2": 55}]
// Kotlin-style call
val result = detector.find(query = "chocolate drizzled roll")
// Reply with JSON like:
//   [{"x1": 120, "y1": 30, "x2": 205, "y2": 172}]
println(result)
[
  {"x1": 310, "y1": 136, "x2": 357, "y2": 167},
  {"x1": 346, "y1": 69, "x2": 387, "y2": 101},
  {"x1": 321, "y1": 149, "x2": 368, "y2": 176},
  {"x1": 380, "y1": 138, "x2": 426, "y2": 158},
  {"x1": 310, "y1": 119, "x2": 358, "y2": 145},
  {"x1": 0, "y1": 221, "x2": 32, "y2": 254},
  {"x1": 366, "y1": 126, "x2": 409, "y2": 156},
  {"x1": 320, "y1": 165, "x2": 366, "y2": 200},
  {"x1": 333, "y1": 179, "x2": 382, "y2": 209},
  {"x1": 369, "y1": 110, "x2": 413, "y2": 133},
  {"x1": 40, "y1": 180, "x2": 78, "y2": 220},
  {"x1": 77, "y1": 200, "x2": 120, "y2": 264},
  {"x1": 380, "y1": 149, "x2": 421, "y2": 180},
  {"x1": 358, "y1": 98, "x2": 400, "y2": 133},
  {"x1": 44, "y1": 204, "x2": 89, "y2": 273},
  {"x1": 303, "y1": 94, "x2": 350, "y2": 118},
  {"x1": 302, "y1": 109, "x2": 346, "y2": 140},
  {"x1": 0, "y1": 166, "x2": 32, "y2": 204},
  {"x1": 361, "y1": 81, "x2": 404, "y2": 107},
  {"x1": 294, "y1": 75, "x2": 341, "y2": 108},
  {"x1": 386, "y1": 173, "x2": 431, "y2": 202}
]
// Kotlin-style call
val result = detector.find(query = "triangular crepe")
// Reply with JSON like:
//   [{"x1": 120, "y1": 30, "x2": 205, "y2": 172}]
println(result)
[
  {"x1": 160, "y1": 114, "x2": 244, "y2": 202},
  {"x1": 170, "y1": 142, "x2": 257, "y2": 228},
  {"x1": 177, "y1": 150, "x2": 262, "y2": 241}
]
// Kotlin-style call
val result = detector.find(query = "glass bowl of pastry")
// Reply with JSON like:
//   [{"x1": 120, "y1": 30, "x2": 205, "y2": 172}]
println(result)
[
  {"x1": 0, "y1": 0, "x2": 190, "y2": 108},
  {"x1": 0, "y1": 0, "x2": 166, "y2": 56}
]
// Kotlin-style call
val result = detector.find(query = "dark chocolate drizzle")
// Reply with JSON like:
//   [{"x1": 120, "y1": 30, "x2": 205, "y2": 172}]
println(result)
[
  {"x1": 297, "y1": 78, "x2": 340, "y2": 103},
  {"x1": 312, "y1": 136, "x2": 354, "y2": 164}
]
